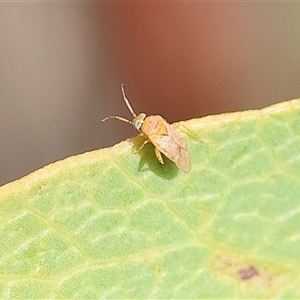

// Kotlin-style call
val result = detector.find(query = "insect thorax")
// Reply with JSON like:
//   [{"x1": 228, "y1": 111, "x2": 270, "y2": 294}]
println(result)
[{"x1": 141, "y1": 115, "x2": 168, "y2": 136}]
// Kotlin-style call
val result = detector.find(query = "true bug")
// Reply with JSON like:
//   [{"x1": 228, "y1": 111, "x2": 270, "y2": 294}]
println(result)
[{"x1": 102, "y1": 85, "x2": 191, "y2": 173}]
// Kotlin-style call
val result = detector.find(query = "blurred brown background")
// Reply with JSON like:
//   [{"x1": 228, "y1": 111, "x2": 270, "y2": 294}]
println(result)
[{"x1": 1, "y1": 3, "x2": 300, "y2": 186}]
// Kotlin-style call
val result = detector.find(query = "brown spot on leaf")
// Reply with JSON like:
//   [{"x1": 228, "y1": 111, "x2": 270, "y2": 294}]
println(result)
[
  {"x1": 156, "y1": 266, "x2": 163, "y2": 275},
  {"x1": 239, "y1": 265, "x2": 259, "y2": 280}
]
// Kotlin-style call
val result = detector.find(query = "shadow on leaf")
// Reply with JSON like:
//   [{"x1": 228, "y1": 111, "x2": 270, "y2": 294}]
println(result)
[{"x1": 131, "y1": 136, "x2": 179, "y2": 180}]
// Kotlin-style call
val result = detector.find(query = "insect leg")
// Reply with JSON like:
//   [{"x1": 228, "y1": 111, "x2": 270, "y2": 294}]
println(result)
[
  {"x1": 137, "y1": 138, "x2": 150, "y2": 151},
  {"x1": 155, "y1": 147, "x2": 164, "y2": 165}
]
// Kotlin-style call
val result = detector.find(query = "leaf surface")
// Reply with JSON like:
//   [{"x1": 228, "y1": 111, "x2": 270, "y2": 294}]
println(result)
[{"x1": 0, "y1": 99, "x2": 300, "y2": 298}]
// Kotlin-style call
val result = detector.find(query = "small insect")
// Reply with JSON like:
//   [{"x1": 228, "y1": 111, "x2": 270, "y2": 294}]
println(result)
[{"x1": 102, "y1": 85, "x2": 191, "y2": 173}]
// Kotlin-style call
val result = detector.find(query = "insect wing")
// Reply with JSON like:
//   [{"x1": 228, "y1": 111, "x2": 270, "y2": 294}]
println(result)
[{"x1": 149, "y1": 121, "x2": 191, "y2": 173}]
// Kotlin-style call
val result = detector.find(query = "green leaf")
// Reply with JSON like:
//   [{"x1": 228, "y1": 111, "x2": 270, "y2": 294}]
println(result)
[{"x1": 0, "y1": 99, "x2": 300, "y2": 298}]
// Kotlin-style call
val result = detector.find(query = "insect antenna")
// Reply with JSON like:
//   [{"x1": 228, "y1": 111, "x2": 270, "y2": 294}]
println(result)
[
  {"x1": 121, "y1": 84, "x2": 137, "y2": 117},
  {"x1": 101, "y1": 115, "x2": 132, "y2": 124}
]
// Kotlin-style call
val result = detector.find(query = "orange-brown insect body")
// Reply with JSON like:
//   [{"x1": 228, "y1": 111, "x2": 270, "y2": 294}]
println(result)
[
  {"x1": 102, "y1": 85, "x2": 191, "y2": 173},
  {"x1": 142, "y1": 115, "x2": 168, "y2": 137}
]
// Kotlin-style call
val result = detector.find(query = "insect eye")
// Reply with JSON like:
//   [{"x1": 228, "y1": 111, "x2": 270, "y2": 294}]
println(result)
[
  {"x1": 133, "y1": 113, "x2": 146, "y2": 131},
  {"x1": 135, "y1": 120, "x2": 143, "y2": 130}
]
